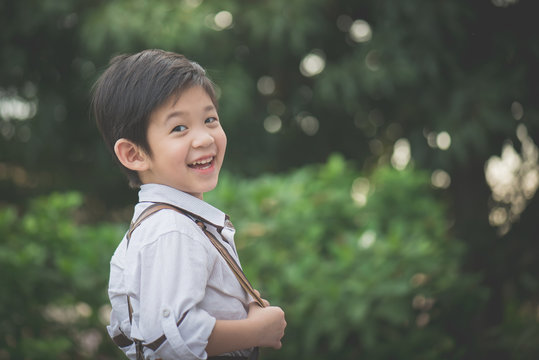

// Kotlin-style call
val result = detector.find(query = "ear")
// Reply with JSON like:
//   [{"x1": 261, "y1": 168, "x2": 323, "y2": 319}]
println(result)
[{"x1": 114, "y1": 138, "x2": 150, "y2": 172}]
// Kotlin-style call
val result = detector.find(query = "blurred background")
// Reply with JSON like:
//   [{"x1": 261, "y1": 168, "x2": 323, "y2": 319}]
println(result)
[{"x1": 1, "y1": 0, "x2": 538, "y2": 359}]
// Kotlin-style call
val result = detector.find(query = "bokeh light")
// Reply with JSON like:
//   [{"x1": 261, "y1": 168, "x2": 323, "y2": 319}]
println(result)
[
  {"x1": 257, "y1": 76, "x2": 276, "y2": 95},
  {"x1": 300, "y1": 51, "x2": 326, "y2": 77},
  {"x1": 411, "y1": 273, "x2": 428, "y2": 287},
  {"x1": 485, "y1": 124, "x2": 539, "y2": 233},
  {"x1": 351, "y1": 177, "x2": 370, "y2": 206},
  {"x1": 436, "y1": 131, "x2": 451, "y2": 150},
  {"x1": 365, "y1": 50, "x2": 380, "y2": 71},
  {"x1": 426, "y1": 131, "x2": 437, "y2": 148},
  {"x1": 263, "y1": 115, "x2": 282, "y2": 134},
  {"x1": 0, "y1": 95, "x2": 37, "y2": 121},
  {"x1": 431, "y1": 169, "x2": 451, "y2": 189},
  {"x1": 298, "y1": 115, "x2": 319, "y2": 135},
  {"x1": 391, "y1": 138, "x2": 411, "y2": 170},
  {"x1": 214, "y1": 10, "x2": 233, "y2": 30},
  {"x1": 511, "y1": 101, "x2": 524, "y2": 120},
  {"x1": 349, "y1": 19, "x2": 372, "y2": 43},
  {"x1": 358, "y1": 230, "x2": 376, "y2": 249}
]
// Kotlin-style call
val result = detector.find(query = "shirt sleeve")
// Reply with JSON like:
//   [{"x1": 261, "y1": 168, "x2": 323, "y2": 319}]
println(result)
[{"x1": 133, "y1": 230, "x2": 217, "y2": 360}]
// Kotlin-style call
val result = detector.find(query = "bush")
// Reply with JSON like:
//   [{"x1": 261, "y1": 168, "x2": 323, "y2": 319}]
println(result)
[
  {"x1": 0, "y1": 192, "x2": 125, "y2": 359},
  {"x1": 207, "y1": 154, "x2": 487, "y2": 359},
  {"x1": 0, "y1": 156, "x2": 488, "y2": 359}
]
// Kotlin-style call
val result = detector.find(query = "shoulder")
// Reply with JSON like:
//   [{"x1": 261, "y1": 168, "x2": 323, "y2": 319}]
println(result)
[{"x1": 131, "y1": 207, "x2": 208, "y2": 250}]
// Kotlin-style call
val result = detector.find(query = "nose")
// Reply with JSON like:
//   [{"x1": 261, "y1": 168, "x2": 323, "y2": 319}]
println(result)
[{"x1": 191, "y1": 129, "x2": 214, "y2": 148}]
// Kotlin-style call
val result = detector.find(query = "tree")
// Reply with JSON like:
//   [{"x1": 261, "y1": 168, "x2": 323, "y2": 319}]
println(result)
[{"x1": 1, "y1": 0, "x2": 537, "y2": 357}]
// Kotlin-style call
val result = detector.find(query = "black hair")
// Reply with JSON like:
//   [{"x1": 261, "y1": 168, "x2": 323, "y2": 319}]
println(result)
[{"x1": 91, "y1": 49, "x2": 217, "y2": 188}]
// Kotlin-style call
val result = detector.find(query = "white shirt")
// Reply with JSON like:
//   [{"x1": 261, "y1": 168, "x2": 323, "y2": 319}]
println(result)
[{"x1": 107, "y1": 184, "x2": 253, "y2": 359}]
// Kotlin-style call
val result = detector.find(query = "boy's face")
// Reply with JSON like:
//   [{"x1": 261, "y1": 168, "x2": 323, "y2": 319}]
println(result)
[{"x1": 140, "y1": 86, "x2": 227, "y2": 199}]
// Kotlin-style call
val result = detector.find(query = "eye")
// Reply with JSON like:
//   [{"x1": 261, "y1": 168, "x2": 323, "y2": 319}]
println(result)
[
  {"x1": 172, "y1": 125, "x2": 187, "y2": 133},
  {"x1": 205, "y1": 117, "x2": 218, "y2": 125}
]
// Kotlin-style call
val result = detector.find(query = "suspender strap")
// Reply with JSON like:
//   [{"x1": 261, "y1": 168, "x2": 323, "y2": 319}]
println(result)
[
  {"x1": 194, "y1": 218, "x2": 265, "y2": 307},
  {"x1": 126, "y1": 203, "x2": 175, "y2": 245},
  {"x1": 119, "y1": 202, "x2": 265, "y2": 357},
  {"x1": 112, "y1": 313, "x2": 187, "y2": 351},
  {"x1": 112, "y1": 332, "x2": 134, "y2": 348},
  {"x1": 130, "y1": 202, "x2": 265, "y2": 307}
]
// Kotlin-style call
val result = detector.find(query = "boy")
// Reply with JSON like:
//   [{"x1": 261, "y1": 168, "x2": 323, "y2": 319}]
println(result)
[{"x1": 91, "y1": 49, "x2": 286, "y2": 360}]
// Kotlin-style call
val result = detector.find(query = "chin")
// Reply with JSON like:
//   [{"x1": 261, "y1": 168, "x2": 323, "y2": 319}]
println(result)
[
  {"x1": 195, "y1": 181, "x2": 219, "y2": 195},
  {"x1": 203, "y1": 183, "x2": 219, "y2": 193}
]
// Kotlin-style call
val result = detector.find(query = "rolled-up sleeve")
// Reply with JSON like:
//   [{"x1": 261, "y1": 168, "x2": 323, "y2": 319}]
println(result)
[
  {"x1": 131, "y1": 230, "x2": 217, "y2": 360},
  {"x1": 156, "y1": 306, "x2": 216, "y2": 359}
]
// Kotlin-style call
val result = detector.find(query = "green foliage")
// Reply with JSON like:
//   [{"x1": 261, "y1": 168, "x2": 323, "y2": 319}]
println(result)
[
  {"x1": 2, "y1": 0, "x2": 538, "y2": 200},
  {"x1": 207, "y1": 154, "x2": 487, "y2": 359},
  {"x1": 0, "y1": 192, "x2": 125, "y2": 359},
  {"x1": 1, "y1": 157, "x2": 536, "y2": 359}
]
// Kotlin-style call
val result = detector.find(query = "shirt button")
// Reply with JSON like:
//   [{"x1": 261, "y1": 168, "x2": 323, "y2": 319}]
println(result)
[{"x1": 162, "y1": 309, "x2": 170, "y2": 318}]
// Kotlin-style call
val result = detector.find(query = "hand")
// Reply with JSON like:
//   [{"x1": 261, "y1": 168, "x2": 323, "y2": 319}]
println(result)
[
  {"x1": 247, "y1": 301, "x2": 287, "y2": 349},
  {"x1": 252, "y1": 289, "x2": 270, "y2": 307}
]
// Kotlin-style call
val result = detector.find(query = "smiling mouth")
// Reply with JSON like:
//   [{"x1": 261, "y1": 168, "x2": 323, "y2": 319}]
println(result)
[{"x1": 188, "y1": 157, "x2": 214, "y2": 170}]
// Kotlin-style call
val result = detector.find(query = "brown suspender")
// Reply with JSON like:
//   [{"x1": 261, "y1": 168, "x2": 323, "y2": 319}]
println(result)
[
  {"x1": 112, "y1": 202, "x2": 265, "y2": 356},
  {"x1": 194, "y1": 219, "x2": 265, "y2": 307}
]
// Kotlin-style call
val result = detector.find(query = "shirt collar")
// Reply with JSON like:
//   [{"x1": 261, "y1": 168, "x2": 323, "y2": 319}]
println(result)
[{"x1": 138, "y1": 184, "x2": 227, "y2": 229}]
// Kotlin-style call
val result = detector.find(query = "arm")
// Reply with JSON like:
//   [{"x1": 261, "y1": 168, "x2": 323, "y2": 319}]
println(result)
[
  {"x1": 135, "y1": 229, "x2": 217, "y2": 360},
  {"x1": 206, "y1": 301, "x2": 287, "y2": 356}
]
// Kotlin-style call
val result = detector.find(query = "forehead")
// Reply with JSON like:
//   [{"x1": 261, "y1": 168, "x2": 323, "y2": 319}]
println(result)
[
  {"x1": 149, "y1": 86, "x2": 216, "y2": 124},
  {"x1": 169, "y1": 85, "x2": 215, "y2": 108}
]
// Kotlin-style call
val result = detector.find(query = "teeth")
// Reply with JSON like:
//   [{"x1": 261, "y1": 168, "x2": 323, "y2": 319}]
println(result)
[{"x1": 191, "y1": 157, "x2": 213, "y2": 166}]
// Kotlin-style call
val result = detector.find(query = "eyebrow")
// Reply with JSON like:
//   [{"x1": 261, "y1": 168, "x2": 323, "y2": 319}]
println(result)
[{"x1": 165, "y1": 105, "x2": 216, "y2": 123}]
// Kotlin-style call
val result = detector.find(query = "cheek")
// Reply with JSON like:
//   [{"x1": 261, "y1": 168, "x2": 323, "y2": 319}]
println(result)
[
  {"x1": 219, "y1": 130, "x2": 227, "y2": 152},
  {"x1": 159, "y1": 142, "x2": 188, "y2": 165}
]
